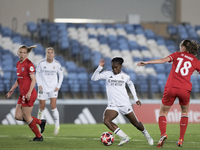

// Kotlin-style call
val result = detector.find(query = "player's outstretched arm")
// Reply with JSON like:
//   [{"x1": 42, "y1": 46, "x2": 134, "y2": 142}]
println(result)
[
  {"x1": 137, "y1": 56, "x2": 170, "y2": 66},
  {"x1": 91, "y1": 59, "x2": 105, "y2": 81}
]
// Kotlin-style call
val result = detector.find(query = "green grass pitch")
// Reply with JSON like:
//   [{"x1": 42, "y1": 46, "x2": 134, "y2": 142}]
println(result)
[{"x1": 0, "y1": 123, "x2": 199, "y2": 150}]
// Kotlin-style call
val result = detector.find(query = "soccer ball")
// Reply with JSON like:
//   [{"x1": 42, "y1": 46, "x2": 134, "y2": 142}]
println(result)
[{"x1": 100, "y1": 132, "x2": 114, "y2": 146}]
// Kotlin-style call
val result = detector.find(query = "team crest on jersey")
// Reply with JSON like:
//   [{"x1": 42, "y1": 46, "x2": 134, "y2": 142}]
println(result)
[
  {"x1": 21, "y1": 67, "x2": 25, "y2": 72},
  {"x1": 121, "y1": 76, "x2": 124, "y2": 79},
  {"x1": 30, "y1": 66, "x2": 34, "y2": 71},
  {"x1": 53, "y1": 66, "x2": 55, "y2": 69}
]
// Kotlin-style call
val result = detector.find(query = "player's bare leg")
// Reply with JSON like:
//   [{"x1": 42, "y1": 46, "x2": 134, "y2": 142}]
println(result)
[
  {"x1": 103, "y1": 109, "x2": 118, "y2": 131},
  {"x1": 15, "y1": 104, "x2": 23, "y2": 121},
  {"x1": 103, "y1": 109, "x2": 130, "y2": 146},
  {"x1": 126, "y1": 112, "x2": 153, "y2": 145}
]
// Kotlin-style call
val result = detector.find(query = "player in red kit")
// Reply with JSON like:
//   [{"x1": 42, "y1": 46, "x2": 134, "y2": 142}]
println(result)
[
  {"x1": 6, "y1": 45, "x2": 46, "y2": 141},
  {"x1": 137, "y1": 40, "x2": 200, "y2": 148}
]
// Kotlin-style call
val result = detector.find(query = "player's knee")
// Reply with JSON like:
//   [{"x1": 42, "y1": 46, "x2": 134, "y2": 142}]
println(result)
[
  {"x1": 103, "y1": 118, "x2": 110, "y2": 126},
  {"x1": 15, "y1": 115, "x2": 22, "y2": 121}
]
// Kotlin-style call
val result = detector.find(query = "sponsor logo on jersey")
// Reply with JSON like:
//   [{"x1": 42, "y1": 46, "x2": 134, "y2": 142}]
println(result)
[
  {"x1": 21, "y1": 67, "x2": 25, "y2": 72},
  {"x1": 121, "y1": 76, "x2": 124, "y2": 79},
  {"x1": 30, "y1": 66, "x2": 34, "y2": 71},
  {"x1": 109, "y1": 76, "x2": 113, "y2": 78}
]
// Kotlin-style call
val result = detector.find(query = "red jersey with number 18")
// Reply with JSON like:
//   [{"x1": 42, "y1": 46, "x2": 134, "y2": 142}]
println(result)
[
  {"x1": 166, "y1": 51, "x2": 200, "y2": 91},
  {"x1": 16, "y1": 58, "x2": 36, "y2": 95}
]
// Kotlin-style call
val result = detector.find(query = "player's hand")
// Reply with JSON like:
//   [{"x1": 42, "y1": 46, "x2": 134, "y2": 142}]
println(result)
[
  {"x1": 6, "y1": 90, "x2": 13, "y2": 98},
  {"x1": 26, "y1": 92, "x2": 31, "y2": 101},
  {"x1": 136, "y1": 100, "x2": 141, "y2": 107},
  {"x1": 137, "y1": 61, "x2": 147, "y2": 66},
  {"x1": 99, "y1": 59, "x2": 105, "y2": 67},
  {"x1": 54, "y1": 87, "x2": 59, "y2": 92},
  {"x1": 39, "y1": 86, "x2": 43, "y2": 90}
]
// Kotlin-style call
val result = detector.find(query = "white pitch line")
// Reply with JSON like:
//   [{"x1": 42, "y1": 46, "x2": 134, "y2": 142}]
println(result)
[{"x1": 0, "y1": 135, "x2": 199, "y2": 144}]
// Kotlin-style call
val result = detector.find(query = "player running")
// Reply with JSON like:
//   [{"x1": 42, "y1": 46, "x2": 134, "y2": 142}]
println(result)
[
  {"x1": 91, "y1": 57, "x2": 154, "y2": 146},
  {"x1": 137, "y1": 39, "x2": 200, "y2": 148},
  {"x1": 36, "y1": 47, "x2": 63, "y2": 135},
  {"x1": 6, "y1": 45, "x2": 46, "y2": 141}
]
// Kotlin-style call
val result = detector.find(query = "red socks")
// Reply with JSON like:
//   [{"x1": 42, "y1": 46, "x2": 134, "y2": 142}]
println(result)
[
  {"x1": 28, "y1": 117, "x2": 41, "y2": 137},
  {"x1": 179, "y1": 115, "x2": 188, "y2": 141},
  {"x1": 32, "y1": 116, "x2": 42, "y2": 125},
  {"x1": 158, "y1": 116, "x2": 167, "y2": 136}
]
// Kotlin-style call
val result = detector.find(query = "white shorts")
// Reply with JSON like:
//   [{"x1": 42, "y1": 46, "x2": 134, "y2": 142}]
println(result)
[
  {"x1": 105, "y1": 103, "x2": 133, "y2": 115},
  {"x1": 37, "y1": 90, "x2": 58, "y2": 100}
]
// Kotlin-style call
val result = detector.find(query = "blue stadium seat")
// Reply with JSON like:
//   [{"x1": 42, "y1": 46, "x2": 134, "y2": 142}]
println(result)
[
  {"x1": 26, "y1": 22, "x2": 37, "y2": 34},
  {"x1": 1, "y1": 27, "x2": 12, "y2": 37},
  {"x1": 167, "y1": 25, "x2": 177, "y2": 36}
]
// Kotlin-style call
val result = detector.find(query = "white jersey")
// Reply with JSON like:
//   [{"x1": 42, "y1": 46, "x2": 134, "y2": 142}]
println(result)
[
  {"x1": 91, "y1": 66, "x2": 139, "y2": 106},
  {"x1": 36, "y1": 59, "x2": 64, "y2": 92}
]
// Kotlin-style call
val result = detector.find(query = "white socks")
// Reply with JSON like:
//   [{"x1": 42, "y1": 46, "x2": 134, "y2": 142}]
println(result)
[
  {"x1": 38, "y1": 108, "x2": 60, "y2": 128},
  {"x1": 114, "y1": 128, "x2": 128, "y2": 139},
  {"x1": 38, "y1": 109, "x2": 44, "y2": 119},
  {"x1": 52, "y1": 108, "x2": 60, "y2": 128}
]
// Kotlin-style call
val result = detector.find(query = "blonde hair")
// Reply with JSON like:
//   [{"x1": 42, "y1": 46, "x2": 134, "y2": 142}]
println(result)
[
  {"x1": 46, "y1": 47, "x2": 55, "y2": 53},
  {"x1": 18, "y1": 45, "x2": 37, "y2": 54}
]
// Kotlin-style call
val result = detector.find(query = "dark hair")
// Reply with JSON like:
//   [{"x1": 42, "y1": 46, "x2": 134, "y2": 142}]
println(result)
[
  {"x1": 111, "y1": 57, "x2": 124, "y2": 65},
  {"x1": 180, "y1": 40, "x2": 199, "y2": 55}
]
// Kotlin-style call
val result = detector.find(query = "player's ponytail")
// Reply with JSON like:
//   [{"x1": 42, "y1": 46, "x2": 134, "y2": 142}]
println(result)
[
  {"x1": 181, "y1": 40, "x2": 199, "y2": 56},
  {"x1": 27, "y1": 45, "x2": 37, "y2": 53},
  {"x1": 18, "y1": 45, "x2": 37, "y2": 54}
]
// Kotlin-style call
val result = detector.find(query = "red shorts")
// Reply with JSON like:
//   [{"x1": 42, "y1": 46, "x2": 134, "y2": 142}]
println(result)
[
  {"x1": 162, "y1": 87, "x2": 190, "y2": 106},
  {"x1": 17, "y1": 90, "x2": 37, "y2": 107}
]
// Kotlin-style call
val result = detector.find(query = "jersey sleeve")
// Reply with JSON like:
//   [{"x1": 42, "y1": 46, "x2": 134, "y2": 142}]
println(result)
[
  {"x1": 56, "y1": 63, "x2": 64, "y2": 89},
  {"x1": 126, "y1": 75, "x2": 139, "y2": 102},
  {"x1": 28, "y1": 62, "x2": 35, "y2": 74},
  {"x1": 168, "y1": 52, "x2": 177, "y2": 62},
  {"x1": 91, "y1": 66, "x2": 106, "y2": 81}
]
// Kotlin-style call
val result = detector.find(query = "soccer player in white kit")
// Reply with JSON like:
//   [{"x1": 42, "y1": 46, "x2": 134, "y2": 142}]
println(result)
[
  {"x1": 36, "y1": 47, "x2": 64, "y2": 135},
  {"x1": 91, "y1": 57, "x2": 153, "y2": 146}
]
